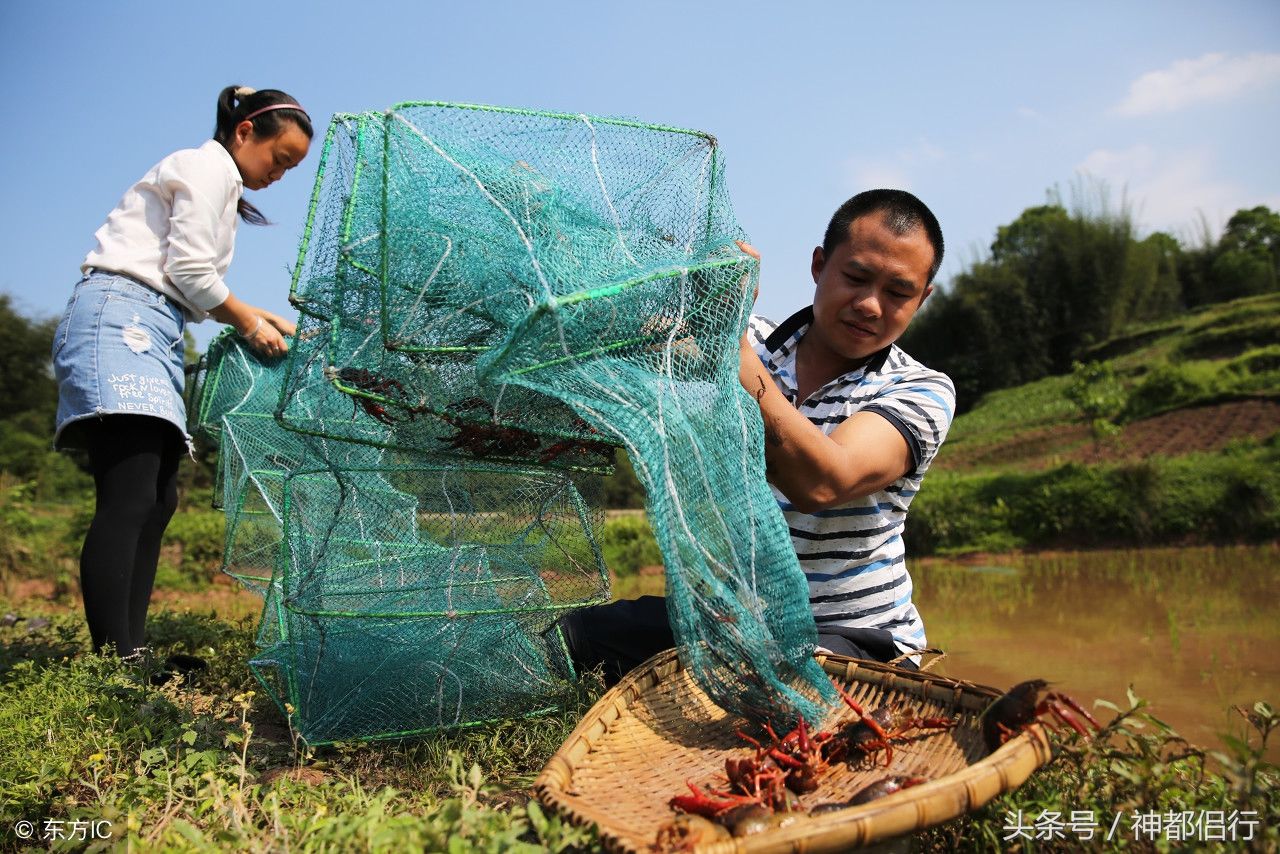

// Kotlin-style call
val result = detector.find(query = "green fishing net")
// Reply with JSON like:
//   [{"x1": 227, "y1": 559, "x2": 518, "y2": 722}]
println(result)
[{"x1": 190, "y1": 102, "x2": 834, "y2": 743}]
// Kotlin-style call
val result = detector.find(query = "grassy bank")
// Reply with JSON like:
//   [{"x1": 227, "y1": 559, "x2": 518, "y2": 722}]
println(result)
[
  {"x1": 1, "y1": 604, "x2": 1275, "y2": 852},
  {"x1": 907, "y1": 440, "x2": 1280, "y2": 554}
]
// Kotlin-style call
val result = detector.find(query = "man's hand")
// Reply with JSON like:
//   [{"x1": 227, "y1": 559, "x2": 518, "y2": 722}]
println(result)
[{"x1": 736, "y1": 240, "x2": 760, "y2": 304}]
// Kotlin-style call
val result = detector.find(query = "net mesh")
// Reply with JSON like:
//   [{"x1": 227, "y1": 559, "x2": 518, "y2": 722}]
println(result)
[{"x1": 191, "y1": 102, "x2": 834, "y2": 742}]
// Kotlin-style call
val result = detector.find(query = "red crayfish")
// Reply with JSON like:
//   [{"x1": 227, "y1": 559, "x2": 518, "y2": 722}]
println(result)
[
  {"x1": 328, "y1": 366, "x2": 419, "y2": 426},
  {"x1": 824, "y1": 700, "x2": 958, "y2": 768},
  {"x1": 664, "y1": 683, "x2": 941, "y2": 838},
  {"x1": 439, "y1": 397, "x2": 543, "y2": 459}
]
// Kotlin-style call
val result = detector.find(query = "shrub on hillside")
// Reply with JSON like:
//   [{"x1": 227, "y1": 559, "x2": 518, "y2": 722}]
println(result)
[
  {"x1": 908, "y1": 446, "x2": 1280, "y2": 553},
  {"x1": 1224, "y1": 344, "x2": 1280, "y2": 387},
  {"x1": 903, "y1": 475, "x2": 1026, "y2": 555},
  {"x1": 1176, "y1": 314, "x2": 1280, "y2": 361},
  {"x1": 1123, "y1": 362, "x2": 1217, "y2": 420}
]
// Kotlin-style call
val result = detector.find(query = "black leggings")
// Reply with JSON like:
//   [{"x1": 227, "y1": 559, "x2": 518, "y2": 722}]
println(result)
[{"x1": 79, "y1": 416, "x2": 183, "y2": 656}]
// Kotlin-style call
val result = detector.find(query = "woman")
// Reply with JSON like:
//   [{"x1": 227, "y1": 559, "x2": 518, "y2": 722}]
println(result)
[{"x1": 52, "y1": 85, "x2": 312, "y2": 664}]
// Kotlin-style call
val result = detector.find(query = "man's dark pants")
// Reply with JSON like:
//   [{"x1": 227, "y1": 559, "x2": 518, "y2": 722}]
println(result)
[{"x1": 558, "y1": 596, "x2": 916, "y2": 687}]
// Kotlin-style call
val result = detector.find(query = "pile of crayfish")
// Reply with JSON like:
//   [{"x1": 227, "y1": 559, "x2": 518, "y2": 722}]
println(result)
[
  {"x1": 655, "y1": 679, "x2": 1102, "y2": 849},
  {"x1": 657, "y1": 686, "x2": 956, "y2": 843}
]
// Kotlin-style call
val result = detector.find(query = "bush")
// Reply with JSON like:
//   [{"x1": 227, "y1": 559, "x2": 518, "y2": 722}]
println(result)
[
  {"x1": 1123, "y1": 362, "x2": 1217, "y2": 420},
  {"x1": 1222, "y1": 345, "x2": 1280, "y2": 395},
  {"x1": 903, "y1": 475, "x2": 1026, "y2": 555},
  {"x1": 598, "y1": 514, "x2": 661, "y2": 576},
  {"x1": 160, "y1": 511, "x2": 226, "y2": 587},
  {"x1": 1176, "y1": 314, "x2": 1280, "y2": 360},
  {"x1": 1065, "y1": 360, "x2": 1126, "y2": 424}
]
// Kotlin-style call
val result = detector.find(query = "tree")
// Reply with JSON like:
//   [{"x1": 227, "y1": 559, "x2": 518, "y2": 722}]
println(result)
[
  {"x1": 1209, "y1": 206, "x2": 1280, "y2": 300},
  {"x1": 0, "y1": 293, "x2": 88, "y2": 494},
  {"x1": 0, "y1": 293, "x2": 58, "y2": 420}
]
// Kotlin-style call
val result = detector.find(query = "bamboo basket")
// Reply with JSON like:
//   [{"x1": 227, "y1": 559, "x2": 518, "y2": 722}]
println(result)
[{"x1": 535, "y1": 649, "x2": 1053, "y2": 853}]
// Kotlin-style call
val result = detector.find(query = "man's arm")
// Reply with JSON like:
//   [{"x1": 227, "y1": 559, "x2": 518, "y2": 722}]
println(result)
[{"x1": 739, "y1": 339, "x2": 913, "y2": 512}]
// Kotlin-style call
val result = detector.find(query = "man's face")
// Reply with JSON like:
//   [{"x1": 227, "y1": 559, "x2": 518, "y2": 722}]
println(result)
[{"x1": 809, "y1": 210, "x2": 935, "y2": 363}]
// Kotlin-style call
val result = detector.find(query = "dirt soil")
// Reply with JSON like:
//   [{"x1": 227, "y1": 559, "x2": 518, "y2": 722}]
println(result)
[
  {"x1": 4, "y1": 576, "x2": 262, "y2": 623},
  {"x1": 951, "y1": 398, "x2": 1280, "y2": 469},
  {"x1": 1074, "y1": 398, "x2": 1280, "y2": 464}
]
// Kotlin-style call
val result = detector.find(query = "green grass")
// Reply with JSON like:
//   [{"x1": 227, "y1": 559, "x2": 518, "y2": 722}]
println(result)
[
  {"x1": 914, "y1": 295, "x2": 1280, "y2": 550},
  {"x1": 909, "y1": 440, "x2": 1280, "y2": 554},
  {"x1": 0, "y1": 605, "x2": 1274, "y2": 851},
  {"x1": 0, "y1": 608, "x2": 599, "y2": 851}
]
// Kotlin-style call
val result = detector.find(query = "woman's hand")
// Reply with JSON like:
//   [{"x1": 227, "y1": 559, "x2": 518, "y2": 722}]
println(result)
[
  {"x1": 240, "y1": 313, "x2": 288, "y2": 358},
  {"x1": 256, "y1": 308, "x2": 297, "y2": 338},
  {"x1": 209, "y1": 295, "x2": 294, "y2": 359},
  {"x1": 241, "y1": 307, "x2": 295, "y2": 358}
]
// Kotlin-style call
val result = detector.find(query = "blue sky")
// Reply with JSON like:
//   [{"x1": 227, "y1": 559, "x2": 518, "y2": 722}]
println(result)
[{"x1": 2, "y1": 1, "x2": 1277, "y2": 348}]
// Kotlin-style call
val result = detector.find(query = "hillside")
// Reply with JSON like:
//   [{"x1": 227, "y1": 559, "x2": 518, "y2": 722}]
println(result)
[
  {"x1": 936, "y1": 291, "x2": 1280, "y2": 470},
  {"x1": 907, "y1": 291, "x2": 1280, "y2": 554}
]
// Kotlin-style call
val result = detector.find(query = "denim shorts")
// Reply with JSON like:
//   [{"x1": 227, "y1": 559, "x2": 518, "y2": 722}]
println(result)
[{"x1": 52, "y1": 271, "x2": 190, "y2": 450}]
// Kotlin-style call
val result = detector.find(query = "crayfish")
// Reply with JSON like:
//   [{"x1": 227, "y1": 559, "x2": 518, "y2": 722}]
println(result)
[
  {"x1": 327, "y1": 366, "x2": 419, "y2": 426},
  {"x1": 663, "y1": 682, "x2": 920, "y2": 838},
  {"x1": 980, "y1": 679, "x2": 1101, "y2": 752},
  {"x1": 537, "y1": 436, "x2": 613, "y2": 465},
  {"x1": 438, "y1": 398, "x2": 543, "y2": 459},
  {"x1": 651, "y1": 814, "x2": 729, "y2": 850},
  {"x1": 809, "y1": 775, "x2": 929, "y2": 814},
  {"x1": 824, "y1": 700, "x2": 958, "y2": 768}
]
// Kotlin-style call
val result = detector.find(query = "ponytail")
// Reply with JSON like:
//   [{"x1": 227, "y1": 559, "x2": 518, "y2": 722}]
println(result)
[{"x1": 214, "y1": 85, "x2": 314, "y2": 226}]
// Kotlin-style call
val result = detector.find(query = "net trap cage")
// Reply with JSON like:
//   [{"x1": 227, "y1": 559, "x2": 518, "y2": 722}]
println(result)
[{"x1": 188, "y1": 100, "x2": 834, "y2": 743}]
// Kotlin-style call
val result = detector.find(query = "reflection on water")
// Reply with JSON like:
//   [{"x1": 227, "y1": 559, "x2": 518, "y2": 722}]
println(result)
[
  {"x1": 913, "y1": 544, "x2": 1280, "y2": 762},
  {"x1": 955, "y1": 564, "x2": 1019, "y2": 576}
]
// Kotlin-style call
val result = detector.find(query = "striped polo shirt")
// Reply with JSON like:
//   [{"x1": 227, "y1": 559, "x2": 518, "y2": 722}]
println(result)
[{"x1": 748, "y1": 306, "x2": 956, "y2": 654}]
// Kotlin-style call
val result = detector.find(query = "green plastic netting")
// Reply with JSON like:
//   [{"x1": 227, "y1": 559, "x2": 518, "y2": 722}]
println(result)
[
  {"x1": 190, "y1": 331, "x2": 603, "y2": 742},
  {"x1": 190, "y1": 102, "x2": 835, "y2": 742}
]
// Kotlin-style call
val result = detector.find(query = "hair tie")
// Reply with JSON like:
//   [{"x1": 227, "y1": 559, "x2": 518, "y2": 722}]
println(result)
[
  {"x1": 234, "y1": 86, "x2": 257, "y2": 100},
  {"x1": 242, "y1": 102, "x2": 311, "y2": 124}
]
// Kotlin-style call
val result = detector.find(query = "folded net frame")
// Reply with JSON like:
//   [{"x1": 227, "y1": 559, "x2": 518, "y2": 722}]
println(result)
[{"x1": 189, "y1": 101, "x2": 835, "y2": 742}]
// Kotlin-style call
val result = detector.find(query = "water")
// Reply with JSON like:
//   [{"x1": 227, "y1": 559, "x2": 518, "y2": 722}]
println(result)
[
  {"x1": 616, "y1": 544, "x2": 1280, "y2": 760},
  {"x1": 912, "y1": 544, "x2": 1280, "y2": 762}
]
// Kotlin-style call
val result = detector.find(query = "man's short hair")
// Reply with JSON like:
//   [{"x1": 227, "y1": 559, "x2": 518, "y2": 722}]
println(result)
[{"x1": 822, "y1": 189, "x2": 945, "y2": 284}]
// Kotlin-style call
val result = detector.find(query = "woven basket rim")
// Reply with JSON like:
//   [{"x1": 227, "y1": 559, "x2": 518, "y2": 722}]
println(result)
[{"x1": 535, "y1": 648, "x2": 1054, "y2": 853}]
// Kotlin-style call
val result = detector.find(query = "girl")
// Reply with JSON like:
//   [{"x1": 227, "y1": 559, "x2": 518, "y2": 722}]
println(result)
[{"x1": 52, "y1": 86, "x2": 313, "y2": 663}]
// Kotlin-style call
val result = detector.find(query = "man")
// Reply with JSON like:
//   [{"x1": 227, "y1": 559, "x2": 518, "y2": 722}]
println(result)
[{"x1": 561, "y1": 189, "x2": 952, "y2": 681}]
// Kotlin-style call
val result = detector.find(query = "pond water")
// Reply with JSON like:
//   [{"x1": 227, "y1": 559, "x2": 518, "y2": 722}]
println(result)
[
  {"x1": 615, "y1": 544, "x2": 1280, "y2": 761},
  {"x1": 912, "y1": 544, "x2": 1279, "y2": 762}
]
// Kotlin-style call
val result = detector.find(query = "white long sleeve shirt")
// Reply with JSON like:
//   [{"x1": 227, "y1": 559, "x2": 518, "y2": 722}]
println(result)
[{"x1": 82, "y1": 139, "x2": 242, "y2": 320}]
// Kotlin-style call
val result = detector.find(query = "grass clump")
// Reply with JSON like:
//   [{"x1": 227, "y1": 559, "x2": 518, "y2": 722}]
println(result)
[
  {"x1": 158, "y1": 509, "x2": 227, "y2": 590},
  {"x1": 598, "y1": 514, "x2": 662, "y2": 577},
  {"x1": 920, "y1": 691, "x2": 1278, "y2": 852}
]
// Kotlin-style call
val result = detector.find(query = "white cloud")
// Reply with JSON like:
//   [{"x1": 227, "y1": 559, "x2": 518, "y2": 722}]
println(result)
[
  {"x1": 848, "y1": 163, "x2": 913, "y2": 191},
  {"x1": 843, "y1": 138, "x2": 946, "y2": 191},
  {"x1": 1016, "y1": 106, "x2": 1040, "y2": 120},
  {"x1": 1076, "y1": 144, "x2": 1280, "y2": 236},
  {"x1": 1114, "y1": 52, "x2": 1280, "y2": 116}
]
